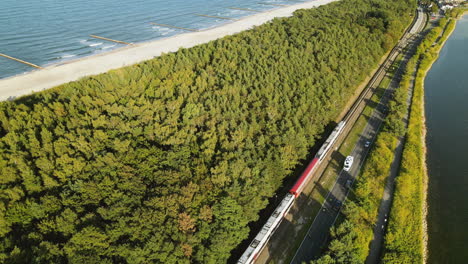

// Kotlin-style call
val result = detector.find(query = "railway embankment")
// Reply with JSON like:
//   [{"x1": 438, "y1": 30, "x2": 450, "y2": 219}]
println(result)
[
  {"x1": 309, "y1": 8, "x2": 426, "y2": 262},
  {"x1": 382, "y1": 8, "x2": 467, "y2": 263},
  {"x1": 310, "y1": 38, "x2": 418, "y2": 264},
  {"x1": 0, "y1": 0, "x2": 418, "y2": 263}
]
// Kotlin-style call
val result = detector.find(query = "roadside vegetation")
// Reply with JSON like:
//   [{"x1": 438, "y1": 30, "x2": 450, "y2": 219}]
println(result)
[
  {"x1": 283, "y1": 53, "x2": 402, "y2": 263},
  {"x1": 314, "y1": 7, "x2": 468, "y2": 264},
  {"x1": 311, "y1": 38, "x2": 416, "y2": 264},
  {"x1": 382, "y1": 8, "x2": 466, "y2": 263},
  {"x1": 0, "y1": 0, "x2": 414, "y2": 263}
]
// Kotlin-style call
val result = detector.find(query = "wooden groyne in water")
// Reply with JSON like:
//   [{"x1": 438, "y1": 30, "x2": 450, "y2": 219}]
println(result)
[
  {"x1": 0, "y1": 53, "x2": 43, "y2": 69},
  {"x1": 89, "y1": 35, "x2": 132, "y2": 45},
  {"x1": 0, "y1": 0, "x2": 338, "y2": 102}
]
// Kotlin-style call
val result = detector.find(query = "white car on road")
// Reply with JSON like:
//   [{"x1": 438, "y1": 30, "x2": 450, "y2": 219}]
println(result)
[{"x1": 344, "y1": 156, "x2": 354, "y2": 171}]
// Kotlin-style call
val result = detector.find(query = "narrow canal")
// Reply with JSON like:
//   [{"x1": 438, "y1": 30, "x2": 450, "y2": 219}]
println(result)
[{"x1": 425, "y1": 15, "x2": 468, "y2": 264}]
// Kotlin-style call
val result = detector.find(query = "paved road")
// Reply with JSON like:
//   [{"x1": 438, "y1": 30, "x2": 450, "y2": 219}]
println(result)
[
  {"x1": 290, "y1": 65, "x2": 394, "y2": 264},
  {"x1": 252, "y1": 7, "x2": 424, "y2": 264},
  {"x1": 290, "y1": 8, "x2": 426, "y2": 264},
  {"x1": 365, "y1": 8, "x2": 428, "y2": 264}
]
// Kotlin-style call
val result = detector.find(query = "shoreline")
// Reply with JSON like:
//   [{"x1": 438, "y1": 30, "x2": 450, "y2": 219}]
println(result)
[
  {"x1": 421, "y1": 12, "x2": 465, "y2": 264},
  {"x1": 0, "y1": 0, "x2": 337, "y2": 102},
  {"x1": 379, "y1": 10, "x2": 465, "y2": 263},
  {"x1": 421, "y1": 62, "x2": 430, "y2": 264}
]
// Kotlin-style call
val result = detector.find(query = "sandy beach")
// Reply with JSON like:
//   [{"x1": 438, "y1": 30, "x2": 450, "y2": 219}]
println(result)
[{"x1": 0, "y1": 0, "x2": 337, "y2": 102}]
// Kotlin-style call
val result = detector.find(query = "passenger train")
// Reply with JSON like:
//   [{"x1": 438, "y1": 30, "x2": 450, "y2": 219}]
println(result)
[{"x1": 237, "y1": 121, "x2": 346, "y2": 264}]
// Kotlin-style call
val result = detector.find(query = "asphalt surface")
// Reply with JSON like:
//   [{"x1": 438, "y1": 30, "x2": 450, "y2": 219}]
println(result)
[
  {"x1": 365, "y1": 9, "x2": 428, "y2": 264},
  {"x1": 290, "y1": 65, "x2": 393, "y2": 264},
  {"x1": 289, "y1": 8, "x2": 427, "y2": 264}
]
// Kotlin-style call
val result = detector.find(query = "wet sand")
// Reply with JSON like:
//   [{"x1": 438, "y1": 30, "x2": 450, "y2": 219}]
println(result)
[{"x1": 0, "y1": 0, "x2": 337, "y2": 101}]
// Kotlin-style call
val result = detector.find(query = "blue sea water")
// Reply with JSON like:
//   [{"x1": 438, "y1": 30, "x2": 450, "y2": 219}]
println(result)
[{"x1": 0, "y1": 0, "x2": 304, "y2": 79}]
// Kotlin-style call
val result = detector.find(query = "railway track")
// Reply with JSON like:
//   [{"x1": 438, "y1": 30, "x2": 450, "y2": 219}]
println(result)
[
  {"x1": 240, "y1": 7, "x2": 427, "y2": 264},
  {"x1": 289, "y1": 7, "x2": 427, "y2": 264},
  {"x1": 343, "y1": 8, "x2": 424, "y2": 124}
]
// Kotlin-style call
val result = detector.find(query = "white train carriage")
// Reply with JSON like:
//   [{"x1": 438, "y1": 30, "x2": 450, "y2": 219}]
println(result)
[
  {"x1": 237, "y1": 193, "x2": 295, "y2": 264},
  {"x1": 316, "y1": 121, "x2": 346, "y2": 161},
  {"x1": 237, "y1": 121, "x2": 347, "y2": 264}
]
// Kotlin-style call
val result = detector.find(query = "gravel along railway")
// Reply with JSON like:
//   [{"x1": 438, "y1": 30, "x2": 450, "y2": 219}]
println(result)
[
  {"x1": 237, "y1": 7, "x2": 426, "y2": 264},
  {"x1": 291, "y1": 8, "x2": 426, "y2": 263}
]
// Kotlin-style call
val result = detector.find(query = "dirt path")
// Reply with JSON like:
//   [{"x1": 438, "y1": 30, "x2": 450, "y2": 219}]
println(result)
[{"x1": 365, "y1": 9, "x2": 428, "y2": 264}]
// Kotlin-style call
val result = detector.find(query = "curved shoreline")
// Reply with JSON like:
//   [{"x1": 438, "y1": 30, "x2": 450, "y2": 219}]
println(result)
[
  {"x1": 421, "y1": 12, "x2": 466, "y2": 264},
  {"x1": 421, "y1": 18, "x2": 454, "y2": 264},
  {"x1": 0, "y1": 0, "x2": 337, "y2": 102},
  {"x1": 379, "y1": 10, "x2": 467, "y2": 264}
]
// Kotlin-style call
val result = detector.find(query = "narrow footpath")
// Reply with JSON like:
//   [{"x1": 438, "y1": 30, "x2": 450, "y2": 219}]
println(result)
[
  {"x1": 365, "y1": 10, "x2": 429, "y2": 264},
  {"x1": 290, "y1": 7, "x2": 427, "y2": 264}
]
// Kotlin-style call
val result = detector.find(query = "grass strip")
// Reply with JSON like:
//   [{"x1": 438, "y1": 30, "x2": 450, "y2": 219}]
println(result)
[{"x1": 382, "y1": 9, "x2": 466, "y2": 263}]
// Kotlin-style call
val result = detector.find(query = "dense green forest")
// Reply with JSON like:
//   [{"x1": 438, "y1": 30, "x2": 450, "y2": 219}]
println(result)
[
  {"x1": 314, "y1": 10, "x2": 468, "y2": 264},
  {"x1": 311, "y1": 38, "x2": 415, "y2": 264},
  {"x1": 0, "y1": 0, "x2": 414, "y2": 263}
]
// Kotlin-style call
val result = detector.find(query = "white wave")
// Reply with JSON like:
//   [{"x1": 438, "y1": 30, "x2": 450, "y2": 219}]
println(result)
[
  {"x1": 101, "y1": 44, "x2": 116, "y2": 50},
  {"x1": 89, "y1": 42, "x2": 103, "y2": 47},
  {"x1": 61, "y1": 54, "x2": 76, "y2": 59},
  {"x1": 218, "y1": 10, "x2": 243, "y2": 17},
  {"x1": 152, "y1": 26, "x2": 176, "y2": 36}
]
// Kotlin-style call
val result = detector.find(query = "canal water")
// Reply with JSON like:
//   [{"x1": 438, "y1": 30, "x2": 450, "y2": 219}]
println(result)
[
  {"x1": 0, "y1": 0, "x2": 294, "y2": 79},
  {"x1": 425, "y1": 15, "x2": 468, "y2": 264}
]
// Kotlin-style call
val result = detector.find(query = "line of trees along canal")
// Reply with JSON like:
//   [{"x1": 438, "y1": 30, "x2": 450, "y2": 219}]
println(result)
[
  {"x1": 312, "y1": 8, "x2": 468, "y2": 264},
  {"x1": 0, "y1": 0, "x2": 414, "y2": 263},
  {"x1": 382, "y1": 9, "x2": 466, "y2": 263}
]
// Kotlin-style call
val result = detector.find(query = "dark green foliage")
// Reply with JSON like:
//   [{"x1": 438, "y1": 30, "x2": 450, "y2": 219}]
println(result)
[
  {"x1": 0, "y1": 0, "x2": 414, "y2": 263},
  {"x1": 311, "y1": 220, "x2": 363, "y2": 264},
  {"x1": 383, "y1": 57, "x2": 416, "y2": 137},
  {"x1": 446, "y1": 7, "x2": 468, "y2": 19},
  {"x1": 382, "y1": 11, "x2": 465, "y2": 263},
  {"x1": 312, "y1": 2, "x2": 417, "y2": 262},
  {"x1": 311, "y1": 130, "x2": 400, "y2": 263}
]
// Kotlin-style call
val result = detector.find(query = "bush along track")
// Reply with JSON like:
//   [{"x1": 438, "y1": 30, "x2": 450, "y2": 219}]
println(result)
[
  {"x1": 0, "y1": 0, "x2": 415, "y2": 263},
  {"x1": 312, "y1": 8, "x2": 468, "y2": 264},
  {"x1": 310, "y1": 38, "x2": 417, "y2": 264},
  {"x1": 381, "y1": 9, "x2": 466, "y2": 264}
]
